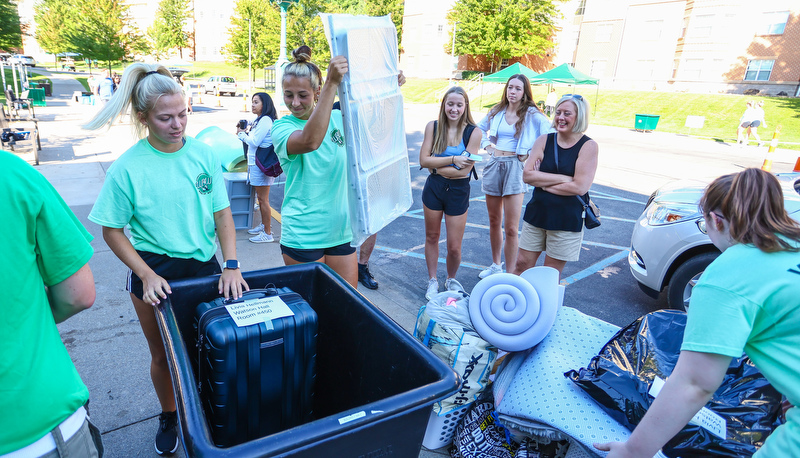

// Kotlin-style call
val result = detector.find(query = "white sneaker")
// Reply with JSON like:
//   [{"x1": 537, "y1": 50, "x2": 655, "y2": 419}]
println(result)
[
  {"x1": 249, "y1": 231, "x2": 274, "y2": 243},
  {"x1": 247, "y1": 223, "x2": 264, "y2": 235},
  {"x1": 425, "y1": 278, "x2": 439, "y2": 301},
  {"x1": 478, "y1": 262, "x2": 504, "y2": 279},
  {"x1": 445, "y1": 278, "x2": 464, "y2": 292}
]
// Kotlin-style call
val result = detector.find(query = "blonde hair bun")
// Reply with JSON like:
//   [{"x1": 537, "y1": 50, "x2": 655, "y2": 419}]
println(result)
[{"x1": 292, "y1": 45, "x2": 312, "y2": 63}]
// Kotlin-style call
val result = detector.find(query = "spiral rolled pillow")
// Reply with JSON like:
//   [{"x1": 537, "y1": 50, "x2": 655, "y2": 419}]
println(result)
[{"x1": 468, "y1": 267, "x2": 562, "y2": 351}]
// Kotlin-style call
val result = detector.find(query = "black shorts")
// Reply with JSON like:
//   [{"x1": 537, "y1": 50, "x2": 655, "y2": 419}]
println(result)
[
  {"x1": 422, "y1": 174, "x2": 470, "y2": 216},
  {"x1": 280, "y1": 242, "x2": 356, "y2": 263},
  {"x1": 126, "y1": 250, "x2": 221, "y2": 300},
  {"x1": 741, "y1": 120, "x2": 761, "y2": 128}
]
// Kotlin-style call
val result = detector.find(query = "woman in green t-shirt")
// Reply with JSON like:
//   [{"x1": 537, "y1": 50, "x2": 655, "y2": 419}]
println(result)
[
  {"x1": 596, "y1": 168, "x2": 800, "y2": 457},
  {"x1": 84, "y1": 63, "x2": 248, "y2": 455},
  {"x1": 270, "y1": 46, "x2": 357, "y2": 286}
]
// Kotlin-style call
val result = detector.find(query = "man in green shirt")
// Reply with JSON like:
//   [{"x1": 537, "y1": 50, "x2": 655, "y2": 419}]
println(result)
[{"x1": 0, "y1": 152, "x2": 103, "y2": 456}]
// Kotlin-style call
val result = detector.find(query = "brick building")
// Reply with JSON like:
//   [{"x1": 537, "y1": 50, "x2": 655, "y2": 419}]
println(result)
[{"x1": 400, "y1": 0, "x2": 799, "y2": 96}]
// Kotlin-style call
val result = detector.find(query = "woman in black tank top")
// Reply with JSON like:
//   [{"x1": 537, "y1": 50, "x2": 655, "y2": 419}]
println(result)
[{"x1": 514, "y1": 95, "x2": 599, "y2": 277}]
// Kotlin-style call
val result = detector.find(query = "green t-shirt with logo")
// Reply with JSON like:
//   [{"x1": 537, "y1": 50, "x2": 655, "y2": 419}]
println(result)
[
  {"x1": 89, "y1": 136, "x2": 229, "y2": 261},
  {"x1": 271, "y1": 111, "x2": 351, "y2": 249},
  {"x1": 0, "y1": 152, "x2": 93, "y2": 453}
]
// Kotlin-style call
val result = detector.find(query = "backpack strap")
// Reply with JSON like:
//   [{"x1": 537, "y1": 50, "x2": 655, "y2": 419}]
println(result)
[
  {"x1": 462, "y1": 123, "x2": 475, "y2": 147},
  {"x1": 462, "y1": 123, "x2": 478, "y2": 180}
]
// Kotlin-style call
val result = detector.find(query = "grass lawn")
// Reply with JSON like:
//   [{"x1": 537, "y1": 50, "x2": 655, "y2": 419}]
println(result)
[
  {"x1": 401, "y1": 78, "x2": 800, "y2": 151},
  {"x1": 1, "y1": 68, "x2": 52, "y2": 105}
]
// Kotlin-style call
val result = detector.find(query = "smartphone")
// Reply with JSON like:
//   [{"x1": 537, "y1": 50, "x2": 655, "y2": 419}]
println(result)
[{"x1": 237, "y1": 120, "x2": 248, "y2": 129}]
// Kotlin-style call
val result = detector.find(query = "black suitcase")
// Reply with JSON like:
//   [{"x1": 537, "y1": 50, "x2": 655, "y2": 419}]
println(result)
[{"x1": 195, "y1": 287, "x2": 317, "y2": 447}]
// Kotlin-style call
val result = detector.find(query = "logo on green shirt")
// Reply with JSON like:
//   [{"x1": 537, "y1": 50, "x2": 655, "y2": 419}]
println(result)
[
  {"x1": 195, "y1": 173, "x2": 212, "y2": 194},
  {"x1": 330, "y1": 128, "x2": 344, "y2": 147}
]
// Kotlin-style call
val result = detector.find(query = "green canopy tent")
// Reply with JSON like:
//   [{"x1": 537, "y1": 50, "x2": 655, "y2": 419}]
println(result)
[
  {"x1": 529, "y1": 63, "x2": 599, "y2": 113},
  {"x1": 482, "y1": 62, "x2": 539, "y2": 83}
]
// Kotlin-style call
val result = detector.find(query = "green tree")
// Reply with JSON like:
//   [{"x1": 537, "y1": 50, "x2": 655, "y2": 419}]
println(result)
[
  {"x1": 448, "y1": 0, "x2": 562, "y2": 71},
  {"x1": 34, "y1": 0, "x2": 75, "y2": 62},
  {"x1": 64, "y1": 0, "x2": 140, "y2": 70},
  {"x1": 0, "y1": 0, "x2": 23, "y2": 51},
  {"x1": 226, "y1": 0, "x2": 281, "y2": 71},
  {"x1": 148, "y1": 0, "x2": 191, "y2": 58},
  {"x1": 285, "y1": 0, "x2": 332, "y2": 65},
  {"x1": 341, "y1": 0, "x2": 404, "y2": 49}
]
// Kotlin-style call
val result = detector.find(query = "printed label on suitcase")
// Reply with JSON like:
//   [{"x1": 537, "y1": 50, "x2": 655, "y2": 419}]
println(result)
[{"x1": 224, "y1": 296, "x2": 295, "y2": 327}]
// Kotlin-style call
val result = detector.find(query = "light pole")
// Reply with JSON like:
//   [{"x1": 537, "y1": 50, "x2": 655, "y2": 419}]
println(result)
[
  {"x1": 273, "y1": 0, "x2": 299, "y2": 113},
  {"x1": 246, "y1": 18, "x2": 252, "y2": 95},
  {"x1": 449, "y1": 21, "x2": 460, "y2": 85}
]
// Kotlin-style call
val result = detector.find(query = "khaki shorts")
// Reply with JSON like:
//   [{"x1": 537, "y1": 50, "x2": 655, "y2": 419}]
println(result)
[{"x1": 519, "y1": 221, "x2": 584, "y2": 261}]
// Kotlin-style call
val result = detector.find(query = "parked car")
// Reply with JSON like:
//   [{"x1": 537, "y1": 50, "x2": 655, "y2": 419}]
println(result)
[
  {"x1": 8, "y1": 55, "x2": 37, "y2": 67},
  {"x1": 202, "y1": 76, "x2": 237, "y2": 96},
  {"x1": 628, "y1": 172, "x2": 800, "y2": 310},
  {"x1": 0, "y1": 53, "x2": 11, "y2": 62}
]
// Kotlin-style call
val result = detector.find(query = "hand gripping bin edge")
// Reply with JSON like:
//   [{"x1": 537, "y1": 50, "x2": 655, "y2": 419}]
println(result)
[{"x1": 155, "y1": 263, "x2": 460, "y2": 458}]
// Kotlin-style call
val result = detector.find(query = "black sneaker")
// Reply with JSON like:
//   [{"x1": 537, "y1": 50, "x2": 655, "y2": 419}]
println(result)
[
  {"x1": 155, "y1": 411, "x2": 179, "y2": 455},
  {"x1": 358, "y1": 263, "x2": 379, "y2": 290}
]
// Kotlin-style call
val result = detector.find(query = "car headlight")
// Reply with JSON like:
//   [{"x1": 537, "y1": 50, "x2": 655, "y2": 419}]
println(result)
[{"x1": 644, "y1": 202, "x2": 701, "y2": 226}]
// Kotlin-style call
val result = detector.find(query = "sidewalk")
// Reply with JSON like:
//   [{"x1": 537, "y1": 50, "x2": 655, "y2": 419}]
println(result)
[{"x1": 24, "y1": 69, "x2": 799, "y2": 458}]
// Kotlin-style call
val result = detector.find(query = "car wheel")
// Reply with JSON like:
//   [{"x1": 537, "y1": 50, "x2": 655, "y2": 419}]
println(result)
[{"x1": 666, "y1": 252, "x2": 718, "y2": 311}]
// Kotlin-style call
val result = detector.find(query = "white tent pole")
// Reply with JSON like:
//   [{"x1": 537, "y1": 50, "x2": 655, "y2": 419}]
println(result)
[{"x1": 594, "y1": 84, "x2": 599, "y2": 116}]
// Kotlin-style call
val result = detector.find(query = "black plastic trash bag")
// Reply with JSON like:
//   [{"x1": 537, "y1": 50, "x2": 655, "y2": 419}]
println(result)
[{"x1": 565, "y1": 309, "x2": 783, "y2": 457}]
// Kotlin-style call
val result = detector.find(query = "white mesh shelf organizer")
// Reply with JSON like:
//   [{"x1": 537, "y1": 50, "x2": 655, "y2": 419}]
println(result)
[{"x1": 321, "y1": 13, "x2": 413, "y2": 246}]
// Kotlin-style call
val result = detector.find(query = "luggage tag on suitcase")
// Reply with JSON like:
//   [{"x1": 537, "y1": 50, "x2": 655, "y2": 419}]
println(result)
[{"x1": 222, "y1": 289, "x2": 295, "y2": 329}]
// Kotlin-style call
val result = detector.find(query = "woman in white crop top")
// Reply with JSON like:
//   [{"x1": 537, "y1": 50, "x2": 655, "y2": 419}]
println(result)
[{"x1": 476, "y1": 74, "x2": 551, "y2": 279}]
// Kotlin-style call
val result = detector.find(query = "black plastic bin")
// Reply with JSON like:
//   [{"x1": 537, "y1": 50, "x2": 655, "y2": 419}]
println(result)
[{"x1": 156, "y1": 263, "x2": 459, "y2": 458}]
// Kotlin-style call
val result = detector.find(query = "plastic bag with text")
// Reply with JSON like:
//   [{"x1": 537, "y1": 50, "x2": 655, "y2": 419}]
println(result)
[
  {"x1": 565, "y1": 309, "x2": 784, "y2": 457},
  {"x1": 450, "y1": 391, "x2": 570, "y2": 458}
]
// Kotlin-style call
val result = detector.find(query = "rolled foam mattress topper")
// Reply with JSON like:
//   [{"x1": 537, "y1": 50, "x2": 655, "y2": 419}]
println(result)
[{"x1": 468, "y1": 266, "x2": 563, "y2": 352}]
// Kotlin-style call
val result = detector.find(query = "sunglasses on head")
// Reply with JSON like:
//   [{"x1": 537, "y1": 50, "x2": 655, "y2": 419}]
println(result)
[{"x1": 563, "y1": 94, "x2": 584, "y2": 101}]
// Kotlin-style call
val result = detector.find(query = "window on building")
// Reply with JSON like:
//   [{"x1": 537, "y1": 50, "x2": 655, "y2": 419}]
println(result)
[
  {"x1": 575, "y1": 0, "x2": 586, "y2": 15},
  {"x1": 500, "y1": 58, "x2": 510, "y2": 69},
  {"x1": 595, "y1": 24, "x2": 612, "y2": 42},
  {"x1": 642, "y1": 20, "x2": 663, "y2": 41},
  {"x1": 635, "y1": 60, "x2": 655, "y2": 78},
  {"x1": 682, "y1": 58, "x2": 703, "y2": 80},
  {"x1": 691, "y1": 14, "x2": 714, "y2": 38},
  {"x1": 438, "y1": 25, "x2": 443, "y2": 37},
  {"x1": 744, "y1": 59, "x2": 774, "y2": 81},
  {"x1": 759, "y1": 11, "x2": 789, "y2": 35},
  {"x1": 590, "y1": 59, "x2": 606, "y2": 78}
]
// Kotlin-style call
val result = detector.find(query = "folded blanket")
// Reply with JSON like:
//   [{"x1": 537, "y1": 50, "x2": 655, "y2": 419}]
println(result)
[{"x1": 494, "y1": 306, "x2": 629, "y2": 456}]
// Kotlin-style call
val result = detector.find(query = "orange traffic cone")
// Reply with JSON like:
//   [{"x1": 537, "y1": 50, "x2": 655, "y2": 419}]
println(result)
[
  {"x1": 761, "y1": 126, "x2": 781, "y2": 172},
  {"x1": 793, "y1": 156, "x2": 800, "y2": 172}
]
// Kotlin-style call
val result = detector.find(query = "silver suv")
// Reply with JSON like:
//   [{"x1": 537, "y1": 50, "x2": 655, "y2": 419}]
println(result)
[
  {"x1": 628, "y1": 172, "x2": 800, "y2": 310},
  {"x1": 202, "y1": 76, "x2": 237, "y2": 96}
]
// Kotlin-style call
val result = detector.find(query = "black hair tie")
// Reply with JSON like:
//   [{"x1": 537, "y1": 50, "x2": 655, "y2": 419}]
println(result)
[{"x1": 146, "y1": 70, "x2": 158, "y2": 76}]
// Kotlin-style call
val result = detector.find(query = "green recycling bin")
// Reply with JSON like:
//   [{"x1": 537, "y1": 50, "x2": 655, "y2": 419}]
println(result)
[{"x1": 635, "y1": 114, "x2": 660, "y2": 132}]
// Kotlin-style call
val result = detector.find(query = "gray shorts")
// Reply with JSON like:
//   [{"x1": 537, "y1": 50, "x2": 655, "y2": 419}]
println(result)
[
  {"x1": 248, "y1": 165, "x2": 276, "y2": 187},
  {"x1": 481, "y1": 155, "x2": 526, "y2": 196}
]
